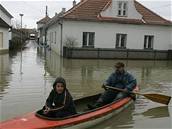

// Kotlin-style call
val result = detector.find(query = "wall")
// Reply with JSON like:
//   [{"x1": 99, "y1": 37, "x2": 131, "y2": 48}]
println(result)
[
  {"x1": 101, "y1": 0, "x2": 142, "y2": 19},
  {"x1": 0, "y1": 9, "x2": 11, "y2": 26},
  {"x1": 37, "y1": 23, "x2": 45, "y2": 30},
  {"x1": 0, "y1": 7, "x2": 12, "y2": 53},
  {"x1": 63, "y1": 21, "x2": 171, "y2": 50},
  {"x1": 63, "y1": 47, "x2": 169, "y2": 60},
  {"x1": 0, "y1": 27, "x2": 9, "y2": 50},
  {"x1": 46, "y1": 23, "x2": 61, "y2": 55},
  {"x1": 170, "y1": 27, "x2": 172, "y2": 49}
]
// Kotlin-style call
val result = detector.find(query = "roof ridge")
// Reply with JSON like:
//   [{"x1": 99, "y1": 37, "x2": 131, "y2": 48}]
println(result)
[
  {"x1": 97, "y1": 0, "x2": 111, "y2": 18},
  {"x1": 37, "y1": 15, "x2": 51, "y2": 24},
  {"x1": 101, "y1": 0, "x2": 111, "y2": 12}
]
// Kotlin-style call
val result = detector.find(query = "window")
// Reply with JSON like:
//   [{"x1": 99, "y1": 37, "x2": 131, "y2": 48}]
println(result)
[
  {"x1": 83, "y1": 32, "x2": 95, "y2": 47},
  {"x1": 54, "y1": 31, "x2": 56, "y2": 44},
  {"x1": 144, "y1": 35, "x2": 154, "y2": 49},
  {"x1": 49, "y1": 32, "x2": 53, "y2": 43},
  {"x1": 48, "y1": 33, "x2": 50, "y2": 42},
  {"x1": 52, "y1": 32, "x2": 53, "y2": 43},
  {"x1": 116, "y1": 34, "x2": 127, "y2": 48},
  {"x1": 118, "y1": 1, "x2": 128, "y2": 16}
]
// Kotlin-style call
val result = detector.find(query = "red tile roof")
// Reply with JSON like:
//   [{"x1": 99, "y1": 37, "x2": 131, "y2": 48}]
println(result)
[
  {"x1": 63, "y1": 0, "x2": 172, "y2": 26},
  {"x1": 37, "y1": 16, "x2": 51, "y2": 24},
  {"x1": 63, "y1": 0, "x2": 110, "y2": 20},
  {"x1": 134, "y1": 1, "x2": 172, "y2": 25}
]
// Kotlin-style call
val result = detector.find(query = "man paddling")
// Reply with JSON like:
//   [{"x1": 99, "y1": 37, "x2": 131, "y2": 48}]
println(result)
[{"x1": 88, "y1": 62, "x2": 137, "y2": 109}]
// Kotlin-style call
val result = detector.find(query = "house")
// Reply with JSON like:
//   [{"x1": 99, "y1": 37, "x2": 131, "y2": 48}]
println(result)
[
  {"x1": 37, "y1": 6, "x2": 51, "y2": 45},
  {"x1": 0, "y1": 4, "x2": 13, "y2": 54},
  {"x1": 45, "y1": 0, "x2": 172, "y2": 59}
]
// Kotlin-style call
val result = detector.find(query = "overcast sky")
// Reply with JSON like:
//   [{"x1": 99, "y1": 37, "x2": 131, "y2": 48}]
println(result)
[{"x1": 0, "y1": 0, "x2": 171, "y2": 28}]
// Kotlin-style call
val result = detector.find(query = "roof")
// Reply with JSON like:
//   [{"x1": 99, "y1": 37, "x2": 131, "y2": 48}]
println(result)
[
  {"x1": 45, "y1": 12, "x2": 65, "y2": 28},
  {"x1": 63, "y1": 0, "x2": 110, "y2": 20},
  {"x1": 0, "y1": 4, "x2": 13, "y2": 18},
  {"x1": 45, "y1": 14, "x2": 60, "y2": 28},
  {"x1": 62, "y1": 0, "x2": 172, "y2": 26},
  {"x1": 37, "y1": 15, "x2": 51, "y2": 24},
  {"x1": 0, "y1": 17, "x2": 10, "y2": 28},
  {"x1": 134, "y1": 1, "x2": 172, "y2": 25}
]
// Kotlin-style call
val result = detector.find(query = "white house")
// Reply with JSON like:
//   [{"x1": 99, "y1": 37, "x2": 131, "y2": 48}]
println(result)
[
  {"x1": 37, "y1": 6, "x2": 51, "y2": 45},
  {"x1": 0, "y1": 4, "x2": 13, "y2": 53},
  {"x1": 46, "y1": 0, "x2": 172, "y2": 59},
  {"x1": 37, "y1": 15, "x2": 51, "y2": 45}
]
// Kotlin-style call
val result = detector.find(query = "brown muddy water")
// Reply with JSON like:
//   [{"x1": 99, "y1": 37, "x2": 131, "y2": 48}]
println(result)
[{"x1": 0, "y1": 41, "x2": 171, "y2": 129}]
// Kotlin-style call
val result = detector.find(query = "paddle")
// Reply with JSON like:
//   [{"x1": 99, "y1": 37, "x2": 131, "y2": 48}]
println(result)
[{"x1": 105, "y1": 85, "x2": 171, "y2": 105}]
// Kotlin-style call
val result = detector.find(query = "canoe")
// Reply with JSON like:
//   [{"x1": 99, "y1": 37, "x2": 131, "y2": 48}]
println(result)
[{"x1": 0, "y1": 86, "x2": 138, "y2": 129}]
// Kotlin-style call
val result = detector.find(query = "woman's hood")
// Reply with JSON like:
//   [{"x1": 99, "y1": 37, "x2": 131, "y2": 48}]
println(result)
[{"x1": 53, "y1": 77, "x2": 66, "y2": 90}]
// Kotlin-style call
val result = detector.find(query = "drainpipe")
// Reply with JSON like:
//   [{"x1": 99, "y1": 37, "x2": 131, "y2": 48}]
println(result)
[
  {"x1": 44, "y1": 27, "x2": 47, "y2": 46},
  {"x1": 59, "y1": 20, "x2": 63, "y2": 56}
]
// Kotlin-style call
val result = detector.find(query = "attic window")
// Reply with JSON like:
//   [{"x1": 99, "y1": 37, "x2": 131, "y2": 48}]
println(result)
[{"x1": 118, "y1": 1, "x2": 128, "y2": 17}]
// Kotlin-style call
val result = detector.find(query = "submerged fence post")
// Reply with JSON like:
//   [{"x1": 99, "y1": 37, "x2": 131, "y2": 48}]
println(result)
[{"x1": 168, "y1": 50, "x2": 172, "y2": 60}]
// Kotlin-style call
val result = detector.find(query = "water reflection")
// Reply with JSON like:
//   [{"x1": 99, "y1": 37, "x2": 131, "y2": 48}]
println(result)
[
  {"x1": 0, "y1": 53, "x2": 11, "y2": 99},
  {"x1": 45, "y1": 49, "x2": 172, "y2": 95},
  {"x1": 0, "y1": 42, "x2": 171, "y2": 129},
  {"x1": 43, "y1": 49, "x2": 172, "y2": 129},
  {"x1": 142, "y1": 106, "x2": 169, "y2": 118},
  {"x1": 88, "y1": 104, "x2": 135, "y2": 129},
  {"x1": 46, "y1": 50, "x2": 63, "y2": 77}
]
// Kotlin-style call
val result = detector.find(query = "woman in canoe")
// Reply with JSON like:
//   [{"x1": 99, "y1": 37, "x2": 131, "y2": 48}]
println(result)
[{"x1": 42, "y1": 77, "x2": 77, "y2": 118}]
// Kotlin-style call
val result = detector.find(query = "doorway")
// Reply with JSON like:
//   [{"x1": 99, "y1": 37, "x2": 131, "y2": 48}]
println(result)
[{"x1": 0, "y1": 32, "x2": 3, "y2": 48}]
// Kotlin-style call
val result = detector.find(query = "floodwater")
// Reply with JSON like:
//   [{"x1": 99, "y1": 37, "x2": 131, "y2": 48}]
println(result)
[{"x1": 0, "y1": 41, "x2": 172, "y2": 129}]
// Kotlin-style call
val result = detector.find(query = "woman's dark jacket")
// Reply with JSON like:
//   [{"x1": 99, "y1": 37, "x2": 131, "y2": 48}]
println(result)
[{"x1": 45, "y1": 89, "x2": 76, "y2": 117}]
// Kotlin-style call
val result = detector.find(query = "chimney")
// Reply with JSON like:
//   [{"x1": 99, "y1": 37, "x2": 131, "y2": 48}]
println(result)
[
  {"x1": 62, "y1": 8, "x2": 66, "y2": 13},
  {"x1": 73, "y1": 0, "x2": 76, "y2": 6},
  {"x1": 45, "y1": 5, "x2": 48, "y2": 16}
]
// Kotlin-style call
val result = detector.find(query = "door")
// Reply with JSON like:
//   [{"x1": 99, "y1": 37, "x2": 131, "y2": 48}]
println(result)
[{"x1": 0, "y1": 32, "x2": 3, "y2": 48}]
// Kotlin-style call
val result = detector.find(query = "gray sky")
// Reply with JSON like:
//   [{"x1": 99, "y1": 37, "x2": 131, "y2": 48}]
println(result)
[{"x1": 0, "y1": 0, "x2": 171, "y2": 28}]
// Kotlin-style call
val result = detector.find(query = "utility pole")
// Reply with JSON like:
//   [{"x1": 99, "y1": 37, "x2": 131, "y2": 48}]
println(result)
[{"x1": 19, "y1": 13, "x2": 24, "y2": 74}]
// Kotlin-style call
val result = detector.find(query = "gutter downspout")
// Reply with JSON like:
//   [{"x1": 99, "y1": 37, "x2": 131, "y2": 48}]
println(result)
[
  {"x1": 44, "y1": 27, "x2": 47, "y2": 46},
  {"x1": 59, "y1": 20, "x2": 63, "y2": 56}
]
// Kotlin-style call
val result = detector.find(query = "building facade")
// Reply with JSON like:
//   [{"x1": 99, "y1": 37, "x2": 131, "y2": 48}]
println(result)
[
  {"x1": 37, "y1": 15, "x2": 50, "y2": 45},
  {"x1": 46, "y1": 0, "x2": 172, "y2": 59},
  {"x1": 37, "y1": 6, "x2": 51, "y2": 45},
  {"x1": 0, "y1": 4, "x2": 13, "y2": 54}
]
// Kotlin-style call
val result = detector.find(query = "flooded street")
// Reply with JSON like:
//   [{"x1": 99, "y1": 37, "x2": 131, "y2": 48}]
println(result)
[{"x1": 0, "y1": 41, "x2": 172, "y2": 129}]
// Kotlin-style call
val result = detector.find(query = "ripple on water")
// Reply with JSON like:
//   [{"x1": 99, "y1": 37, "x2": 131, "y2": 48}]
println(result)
[{"x1": 0, "y1": 41, "x2": 172, "y2": 129}]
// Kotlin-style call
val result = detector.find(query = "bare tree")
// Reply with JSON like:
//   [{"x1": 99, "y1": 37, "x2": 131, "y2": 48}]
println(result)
[
  {"x1": 11, "y1": 19, "x2": 21, "y2": 29},
  {"x1": 64, "y1": 36, "x2": 78, "y2": 48}
]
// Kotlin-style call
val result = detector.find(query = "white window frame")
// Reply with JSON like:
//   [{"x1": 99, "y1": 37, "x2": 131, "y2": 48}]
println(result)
[
  {"x1": 83, "y1": 32, "x2": 95, "y2": 48},
  {"x1": 117, "y1": 1, "x2": 128, "y2": 17},
  {"x1": 116, "y1": 33, "x2": 127, "y2": 48},
  {"x1": 144, "y1": 35, "x2": 154, "y2": 49}
]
